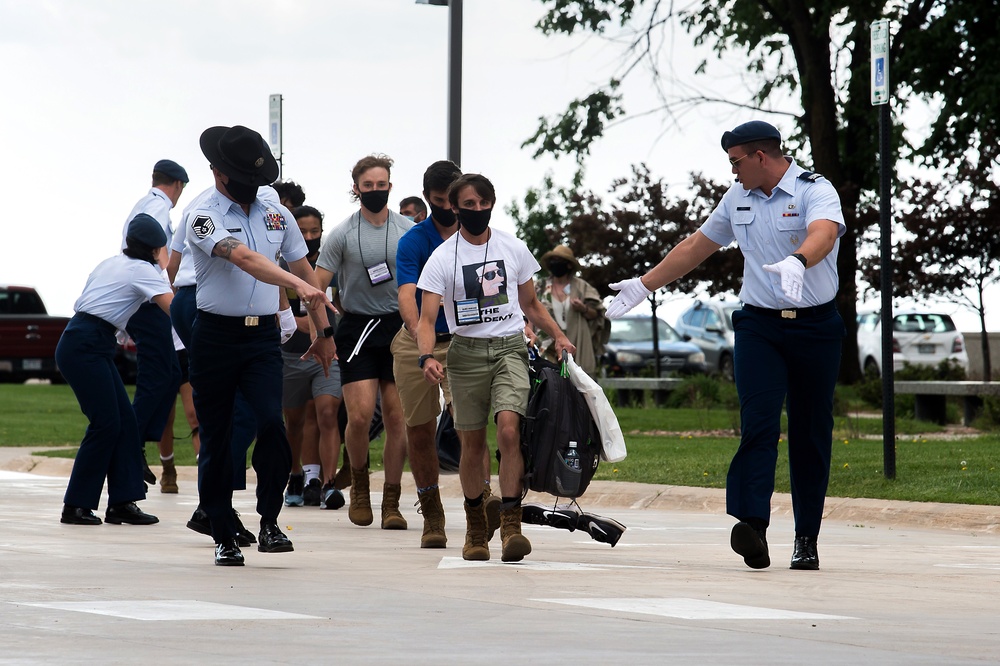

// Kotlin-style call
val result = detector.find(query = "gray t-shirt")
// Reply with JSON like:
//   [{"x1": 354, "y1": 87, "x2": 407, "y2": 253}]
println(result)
[{"x1": 316, "y1": 209, "x2": 413, "y2": 315}]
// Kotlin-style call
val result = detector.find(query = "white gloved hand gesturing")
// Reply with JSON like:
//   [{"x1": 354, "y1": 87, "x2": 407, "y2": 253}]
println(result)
[
  {"x1": 762, "y1": 256, "x2": 805, "y2": 304},
  {"x1": 606, "y1": 277, "x2": 653, "y2": 319},
  {"x1": 278, "y1": 307, "x2": 297, "y2": 344}
]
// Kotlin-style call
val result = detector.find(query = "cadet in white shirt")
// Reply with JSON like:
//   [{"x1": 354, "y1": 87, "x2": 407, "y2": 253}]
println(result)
[{"x1": 58, "y1": 214, "x2": 172, "y2": 527}]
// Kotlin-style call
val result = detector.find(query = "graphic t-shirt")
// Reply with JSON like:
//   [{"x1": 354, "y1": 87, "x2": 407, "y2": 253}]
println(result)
[{"x1": 417, "y1": 227, "x2": 540, "y2": 339}]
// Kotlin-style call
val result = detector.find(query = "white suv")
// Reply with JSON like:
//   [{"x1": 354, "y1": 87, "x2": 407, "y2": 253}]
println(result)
[{"x1": 856, "y1": 309, "x2": 969, "y2": 377}]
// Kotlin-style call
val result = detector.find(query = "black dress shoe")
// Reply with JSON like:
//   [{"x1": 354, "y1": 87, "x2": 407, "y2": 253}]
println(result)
[
  {"x1": 790, "y1": 535, "x2": 820, "y2": 570},
  {"x1": 731, "y1": 521, "x2": 770, "y2": 569},
  {"x1": 233, "y1": 510, "x2": 257, "y2": 546},
  {"x1": 258, "y1": 522, "x2": 294, "y2": 553},
  {"x1": 61, "y1": 505, "x2": 102, "y2": 525},
  {"x1": 188, "y1": 507, "x2": 257, "y2": 547},
  {"x1": 215, "y1": 540, "x2": 245, "y2": 566},
  {"x1": 142, "y1": 460, "x2": 157, "y2": 485},
  {"x1": 105, "y1": 502, "x2": 159, "y2": 525}
]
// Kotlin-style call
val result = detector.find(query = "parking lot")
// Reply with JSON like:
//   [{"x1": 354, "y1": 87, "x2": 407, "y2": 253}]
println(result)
[{"x1": 1, "y1": 452, "x2": 998, "y2": 665}]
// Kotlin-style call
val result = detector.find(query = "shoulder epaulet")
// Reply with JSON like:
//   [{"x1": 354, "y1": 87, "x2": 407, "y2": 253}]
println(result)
[{"x1": 798, "y1": 171, "x2": 824, "y2": 182}]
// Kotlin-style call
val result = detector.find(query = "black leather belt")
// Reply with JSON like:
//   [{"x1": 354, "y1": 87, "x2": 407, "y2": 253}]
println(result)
[
  {"x1": 435, "y1": 333, "x2": 453, "y2": 343},
  {"x1": 197, "y1": 310, "x2": 276, "y2": 328},
  {"x1": 742, "y1": 301, "x2": 836, "y2": 320}
]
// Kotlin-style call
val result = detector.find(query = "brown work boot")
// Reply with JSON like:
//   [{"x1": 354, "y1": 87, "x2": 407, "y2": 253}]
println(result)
[
  {"x1": 333, "y1": 447, "x2": 352, "y2": 490},
  {"x1": 380, "y1": 483, "x2": 408, "y2": 530},
  {"x1": 462, "y1": 500, "x2": 490, "y2": 561},
  {"x1": 500, "y1": 505, "x2": 532, "y2": 562},
  {"x1": 417, "y1": 488, "x2": 447, "y2": 548},
  {"x1": 159, "y1": 459, "x2": 178, "y2": 494},
  {"x1": 348, "y1": 466, "x2": 373, "y2": 526},
  {"x1": 482, "y1": 484, "x2": 501, "y2": 541}
]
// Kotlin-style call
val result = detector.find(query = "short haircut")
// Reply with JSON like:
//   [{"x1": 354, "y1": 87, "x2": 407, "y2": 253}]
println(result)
[
  {"x1": 447, "y1": 173, "x2": 496, "y2": 209},
  {"x1": 422, "y1": 160, "x2": 462, "y2": 195},
  {"x1": 272, "y1": 180, "x2": 306, "y2": 207},
  {"x1": 398, "y1": 196, "x2": 427, "y2": 215},
  {"x1": 351, "y1": 154, "x2": 394, "y2": 184},
  {"x1": 292, "y1": 204, "x2": 324, "y2": 225},
  {"x1": 151, "y1": 171, "x2": 182, "y2": 187},
  {"x1": 737, "y1": 138, "x2": 781, "y2": 158}
]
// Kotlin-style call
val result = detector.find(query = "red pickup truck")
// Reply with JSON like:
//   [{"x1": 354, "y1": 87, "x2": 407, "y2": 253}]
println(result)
[{"x1": 0, "y1": 285, "x2": 70, "y2": 383}]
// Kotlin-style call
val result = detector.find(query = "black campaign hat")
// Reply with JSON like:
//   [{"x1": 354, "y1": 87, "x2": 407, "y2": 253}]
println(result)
[
  {"x1": 126, "y1": 213, "x2": 167, "y2": 248},
  {"x1": 720, "y1": 120, "x2": 782, "y2": 151},
  {"x1": 199, "y1": 125, "x2": 279, "y2": 186}
]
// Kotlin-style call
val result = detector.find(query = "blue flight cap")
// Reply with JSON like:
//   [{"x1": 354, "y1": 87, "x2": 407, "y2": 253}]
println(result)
[
  {"x1": 153, "y1": 159, "x2": 189, "y2": 183},
  {"x1": 126, "y1": 213, "x2": 167, "y2": 248},
  {"x1": 720, "y1": 121, "x2": 782, "y2": 151}
]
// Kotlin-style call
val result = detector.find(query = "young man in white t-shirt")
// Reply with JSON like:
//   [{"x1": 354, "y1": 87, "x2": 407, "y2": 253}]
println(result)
[{"x1": 416, "y1": 173, "x2": 574, "y2": 562}]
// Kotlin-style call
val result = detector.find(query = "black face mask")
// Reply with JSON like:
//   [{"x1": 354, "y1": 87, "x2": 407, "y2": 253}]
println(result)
[
  {"x1": 305, "y1": 237, "x2": 322, "y2": 255},
  {"x1": 224, "y1": 178, "x2": 259, "y2": 205},
  {"x1": 548, "y1": 261, "x2": 571, "y2": 278},
  {"x1": 458, "y1": 207, "x2": 492, "y2": 236},
  {"x1": 359, "y1": 189, "x2": 390, "y2": 214},
  {"x1": 430, "y1": 202, "x2": 457, "y2": 227}
]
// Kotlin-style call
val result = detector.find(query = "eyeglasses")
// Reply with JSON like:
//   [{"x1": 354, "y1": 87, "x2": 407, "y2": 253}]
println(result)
[{"x1": 728, "y1": 152, "x2": 752, "y2": 167}]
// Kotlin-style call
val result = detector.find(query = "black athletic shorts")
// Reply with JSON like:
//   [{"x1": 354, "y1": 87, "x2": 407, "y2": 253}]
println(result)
[{"x1": 335, "y1": 311, "x2": 403, "y2": 385}]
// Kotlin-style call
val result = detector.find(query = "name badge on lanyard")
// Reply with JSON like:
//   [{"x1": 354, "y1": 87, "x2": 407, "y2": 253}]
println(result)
[
  {"x1": 367, "y1": 261, "x2": 392, "y2": 286},
  {"x1": 454, "y1": 298, "x2": 482, "y2": 326}
]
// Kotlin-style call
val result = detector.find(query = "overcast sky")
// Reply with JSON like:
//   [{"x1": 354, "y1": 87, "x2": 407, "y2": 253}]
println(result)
[{"x1": 2, "y1": 0, "x2": 994, "y2": 331}]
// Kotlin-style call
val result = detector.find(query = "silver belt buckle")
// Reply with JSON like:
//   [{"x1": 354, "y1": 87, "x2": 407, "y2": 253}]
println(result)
[
  {"x1": 244, "y1": 316, "x2": 259, "y2": 326},
  {"x1": 780, "y1": 310, "x2": 796, "y2": 319}
]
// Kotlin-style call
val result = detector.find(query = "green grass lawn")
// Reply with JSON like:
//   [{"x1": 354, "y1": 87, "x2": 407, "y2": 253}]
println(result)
[{"x1": 4, "y1": 385, "x2": 997, "y2": 506}]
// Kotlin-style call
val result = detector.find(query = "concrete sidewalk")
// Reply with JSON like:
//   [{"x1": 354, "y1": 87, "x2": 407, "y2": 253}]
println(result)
[{"x1": 1, "y1": 450, "x2": 999, "y2": 664}]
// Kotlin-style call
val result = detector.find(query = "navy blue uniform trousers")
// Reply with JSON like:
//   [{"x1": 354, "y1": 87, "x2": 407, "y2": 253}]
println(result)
[
  {"x1": 56, "y1": 313, "x2": 145, "y2": 509},
  {"x1": 189, "y1": 314, "x2": 290, "y2": 542},
  {"x1": 171, "y1": 286, "x2": 256, "y2": 489},
  {"x1": 126, "y1": 301, "x2": 182, "y2": 444},
  {"x1": 727, "y1": 305, "x2": 845, "y2": 537}
]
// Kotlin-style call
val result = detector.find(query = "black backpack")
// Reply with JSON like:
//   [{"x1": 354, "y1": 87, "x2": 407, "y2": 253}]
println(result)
[{"x1": 521, "y1": 352, "x2": 601, "y2": 499}]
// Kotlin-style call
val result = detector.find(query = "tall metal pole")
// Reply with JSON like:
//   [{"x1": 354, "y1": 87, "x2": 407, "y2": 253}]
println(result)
[
  {"x1": 447, "y1": 0, "x2": 463, "y2": 167},
  {"x1": 878, "y1": 99, "x2": 896, "y2": 479}
]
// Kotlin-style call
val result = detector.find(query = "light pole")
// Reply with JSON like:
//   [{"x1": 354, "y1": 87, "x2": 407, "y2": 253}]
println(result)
[{"x1": 417, "y1": 0, "x2": 462, "y2": 167}]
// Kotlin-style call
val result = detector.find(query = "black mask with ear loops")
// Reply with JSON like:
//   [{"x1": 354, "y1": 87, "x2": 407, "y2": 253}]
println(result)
[
  {"x1": 458, "y1": 208, "x2": 492, "y2": 236},
  {"x1": 359, "y1": 189, "x2": 390, "y2": 214}
]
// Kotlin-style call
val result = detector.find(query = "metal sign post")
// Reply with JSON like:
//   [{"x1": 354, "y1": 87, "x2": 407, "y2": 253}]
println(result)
[
  {"x1": 871, "y1": 19, "x2": 896, "y2": 479},
  {"x1": 268, "y1": 94, "x2": 283, "y2": 180}
]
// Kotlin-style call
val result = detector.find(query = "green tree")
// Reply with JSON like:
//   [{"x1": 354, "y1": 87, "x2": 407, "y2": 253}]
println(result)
[{"x1": 526, "y1": 0, "x2": 1000, "y2": 383}]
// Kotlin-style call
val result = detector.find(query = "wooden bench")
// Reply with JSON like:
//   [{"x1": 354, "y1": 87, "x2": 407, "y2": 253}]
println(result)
[
  {"x1": 893, "y1": 381, "x2": 1000, "y2": 426},
  {"x1": 598, "y1": 377, "x2": 684, "y2": 407}
]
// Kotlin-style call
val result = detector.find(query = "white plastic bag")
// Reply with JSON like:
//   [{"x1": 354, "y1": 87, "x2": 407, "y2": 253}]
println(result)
[{"x1": 564, "y1": 353, "x2": 627, "y2": 462}]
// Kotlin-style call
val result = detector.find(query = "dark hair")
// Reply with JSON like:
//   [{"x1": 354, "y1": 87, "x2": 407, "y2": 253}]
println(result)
[
  {"x1": 738, "y1": 139, "x2": 782, "y2": 158},
  {"x1": 422, "y1": 160, "x2": 462, "y2": 196},
  {"x1": 292, "y1": 205, "x2": 324, "y2": 225},
  {"x1": 447, "y1": 173, "x2": 496, "y2": 209},
  {"x1": 272, "y1": 180, "x2": 306, "y2": 207},
  {"x1": 123, "y1": 237, "x2": 159, "y2": 265},
  {"x1": 398, "y1": 196, "x2": 427, "y2": 215},
  {"x1": 151, "y1": 171, "x2": 182, "y2": 187}
]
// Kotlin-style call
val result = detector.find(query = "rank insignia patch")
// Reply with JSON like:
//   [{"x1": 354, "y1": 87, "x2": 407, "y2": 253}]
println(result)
[{"x1": 192, "y1": 215, "x2": 215, "y2": 239}]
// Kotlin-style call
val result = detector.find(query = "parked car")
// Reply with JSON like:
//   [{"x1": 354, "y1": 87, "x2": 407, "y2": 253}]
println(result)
[
  {"x1": 856, "y1": 308, "x2": 969, "y2": 377},
  {"x1": 0, "y1": 285, "x2": 70, "y2": 383},
  {"x1": 601, "y1": 315, "x2": 708, "y2": 377},
  {"x1": 674, "y1": 297, "x2": 741, "y2": 380}
]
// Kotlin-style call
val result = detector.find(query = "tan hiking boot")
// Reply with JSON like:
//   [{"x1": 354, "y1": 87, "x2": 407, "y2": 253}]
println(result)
[
  {"x1": 159, "y1": 459, "x2": 178, "y2": 494},
  {"x1": 380, "y1": 483, "x2": 408, "y2": 530},
  {"x1": 348, "y1": 466, "x2": 373, "y2": 526},
  {"x1": 417, "y1": 488, "x2": 447, "y2": 548},
  {"x1": 462, "y1": 500, "x2": 490, "y2": 561},
  {"x1": 500, "y1": 505, "x2": 532, "y2": 562},
  {"x1": 482, "y1": 485, "x2": 501, "y2": 541}
]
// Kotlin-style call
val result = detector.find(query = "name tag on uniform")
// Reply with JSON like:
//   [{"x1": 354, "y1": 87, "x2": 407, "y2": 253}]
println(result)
[
  {"x1": 455, "y1": 298, "x2": 482, "y2": 326},
  {"x1": 366, "y1": 261, "x2": 392, "y2": 285}
]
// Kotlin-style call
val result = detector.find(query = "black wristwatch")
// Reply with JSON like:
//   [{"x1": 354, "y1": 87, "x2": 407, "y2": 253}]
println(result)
[
  {"x1": 418, "y1": 354, "x2": 435, "y2": 369},
  {"x1": 318, "y1": 326, "x2": 335, "y2": 338},
  {"x1": 790, "y1": 253, "x2": 808, "y2": 268}
]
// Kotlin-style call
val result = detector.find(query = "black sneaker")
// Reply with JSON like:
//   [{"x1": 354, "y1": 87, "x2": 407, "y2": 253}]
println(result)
[
  {"x1": 303, "y1": 478, "x2": 322, "y2": 506},
  {"x1": 320, "y1": 483, "x2": 345, "y2": 510},
  {"x1": 284, "y1": 473, "x2": 305, "y2": 507}
]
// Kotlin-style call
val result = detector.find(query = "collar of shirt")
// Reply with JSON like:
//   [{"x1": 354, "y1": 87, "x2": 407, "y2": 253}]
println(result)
[{"x1": 739, "y1": 157, "x2": 805, "y2": 200}]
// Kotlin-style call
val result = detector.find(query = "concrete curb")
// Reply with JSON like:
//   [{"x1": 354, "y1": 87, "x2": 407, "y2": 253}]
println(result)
[{"x1": 5, "y1": 452, "x2": 998, "y2": 534}]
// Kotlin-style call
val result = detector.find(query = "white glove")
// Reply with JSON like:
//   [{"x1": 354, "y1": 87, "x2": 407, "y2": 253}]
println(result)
[
  {"x1": 606, "y1": 277, "x2": 653, "y2": 319},
  {"x1": 278, "y1": 307, "x2": 297, "y2": 344},
  {"x1": 762, "y1": 256, "x2": 805, "y2": 304}
]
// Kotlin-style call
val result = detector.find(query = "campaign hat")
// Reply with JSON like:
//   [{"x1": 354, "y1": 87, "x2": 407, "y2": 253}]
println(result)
[
  {"x1": 720, "y1": 120, "x2": 782, "y2": 151},
  {"x1": 199, "y1": 125, "x2": 279, "y2": 186}
]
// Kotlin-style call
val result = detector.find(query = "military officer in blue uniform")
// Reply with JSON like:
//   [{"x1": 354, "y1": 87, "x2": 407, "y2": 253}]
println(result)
[
  {"x1": 187, "y1": 125, "x2": 335, "y2": 566},
  {"x1": 607, "y1": 120, "x2": 846, "y2": 571},
  {"x1": 121, "y1": 159, "x2": 189, "y2": 486}
]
